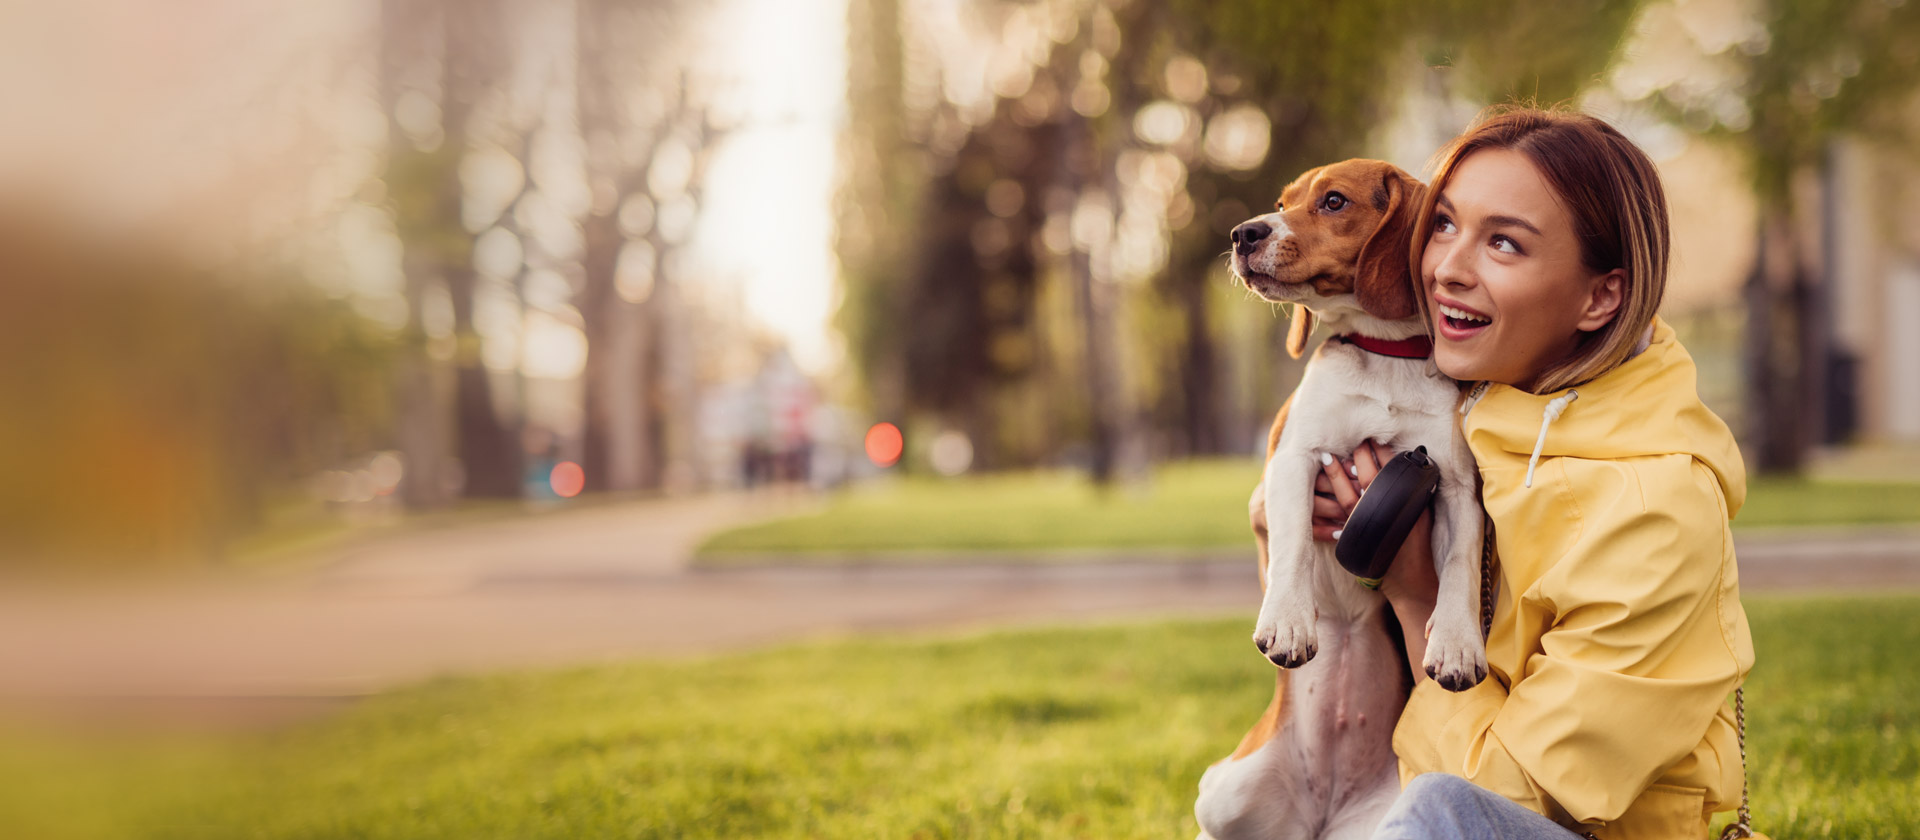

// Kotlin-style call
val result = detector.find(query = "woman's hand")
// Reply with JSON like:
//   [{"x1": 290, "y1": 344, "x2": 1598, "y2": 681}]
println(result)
[{"x1": 1312, "y1": 441, "x2": 1441, "y2": 682}]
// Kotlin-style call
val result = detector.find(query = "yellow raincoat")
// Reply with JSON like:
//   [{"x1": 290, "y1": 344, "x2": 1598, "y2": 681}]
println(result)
[{"x1": 1391, "y1": 316, "x2": 1755, "y2": 840}]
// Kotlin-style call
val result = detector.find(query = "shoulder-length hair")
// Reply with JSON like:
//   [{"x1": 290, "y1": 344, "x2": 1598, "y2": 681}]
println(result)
[{"x1": 1410, "y1": 106, "x2": 1670, "y2": 394}]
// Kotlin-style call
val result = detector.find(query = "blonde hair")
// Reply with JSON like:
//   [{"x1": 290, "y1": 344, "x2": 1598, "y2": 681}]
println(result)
[{"x1": 1410, "y1": 106, "x2": 1669, "y2": 394}]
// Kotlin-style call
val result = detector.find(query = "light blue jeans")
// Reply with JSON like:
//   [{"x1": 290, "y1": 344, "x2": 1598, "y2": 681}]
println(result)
[{"x1": 1374, "y1": 773, "x2": 1581, "y2": 840}]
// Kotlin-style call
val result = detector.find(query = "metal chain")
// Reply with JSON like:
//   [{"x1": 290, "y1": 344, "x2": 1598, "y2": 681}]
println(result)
[
  {"x1": 1718, "y1": 687, "x2": 1753, "y2": 840},
  {"x1": 1480, "y1": 515, "x2": 1496, "y2": 638}
]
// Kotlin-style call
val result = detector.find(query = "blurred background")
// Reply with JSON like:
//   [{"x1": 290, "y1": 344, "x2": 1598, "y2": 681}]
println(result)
[
  {"x1": 1, "y1": 0, "x2": 1919, "y2": 836},
  {"x1": 4, "y1": 0, "x2": 1918, "y2": 568}
]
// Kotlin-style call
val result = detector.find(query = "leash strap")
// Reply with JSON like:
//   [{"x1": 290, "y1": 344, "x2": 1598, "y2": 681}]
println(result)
[{"x1": 1718, "y1": 687, "x2": 1753, "y2": 840}]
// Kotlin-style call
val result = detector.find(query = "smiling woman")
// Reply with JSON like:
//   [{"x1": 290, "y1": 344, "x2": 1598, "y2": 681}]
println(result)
[
  {"x1": 1307, "y1": 107, "x2": 1763, "y2": 840},
  {"x1": 1411, "y1": 111, "x2": 1668, "y2": 396}
]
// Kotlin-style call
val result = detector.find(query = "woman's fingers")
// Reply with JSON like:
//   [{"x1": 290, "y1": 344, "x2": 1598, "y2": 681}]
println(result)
[
  {"x1": 1369, "y1": 440, "x2": 1397, "y2": 468},
  {"x1": 1352, "y1": 441, "x2": 1384, "y2": 490},
  {"x1": 1319, "y1": 452, "x2": 1362, "y2": 511},
  {"x1": 1312, "y1": 491, "x2": 1346, "y2": 521}
]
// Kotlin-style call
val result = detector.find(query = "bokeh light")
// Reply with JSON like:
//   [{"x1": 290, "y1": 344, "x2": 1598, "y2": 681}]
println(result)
[
  {"x1": 864, "y1": 422, "x2": 903, "y2": 468},
  {"x1": 929, "y1": 430, "x2": 974, "y2": 477},
  {"x1": 550, "y1": 461, "x2": 585, "y2": 498}
]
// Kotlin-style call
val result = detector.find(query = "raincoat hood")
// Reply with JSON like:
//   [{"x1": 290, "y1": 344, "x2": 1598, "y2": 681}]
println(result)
[{"x1": 1461, "y1": 316, "x2": 1746, "y2": 519}]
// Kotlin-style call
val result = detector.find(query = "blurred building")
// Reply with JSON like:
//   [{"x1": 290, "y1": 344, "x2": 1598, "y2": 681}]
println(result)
[{"x1": 1827, "y1": 134, "x2": 1920, "y2": 446}]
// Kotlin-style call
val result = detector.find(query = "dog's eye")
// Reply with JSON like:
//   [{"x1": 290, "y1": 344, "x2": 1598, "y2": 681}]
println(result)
[
  {"x1": 1274, "y1": 199, "x2": 1285, "y2": 211},
  {"x1": 1322, "y1": 192, "x2": 1347, "y2": 212}
]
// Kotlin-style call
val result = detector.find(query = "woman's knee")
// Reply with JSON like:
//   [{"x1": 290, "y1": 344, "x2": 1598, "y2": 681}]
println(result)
[
  {"x1": 1377, "y1": 773, "x2": 1485, "y2": 838},
  {"x1": 1401, "y1": 772, "x2": 1477, "y2": 806}
]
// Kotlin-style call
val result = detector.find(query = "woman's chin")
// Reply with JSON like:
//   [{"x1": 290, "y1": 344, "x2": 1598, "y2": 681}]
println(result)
[{"x1": 1433, "y1": 352, "x2": 1475, "y2": 383}]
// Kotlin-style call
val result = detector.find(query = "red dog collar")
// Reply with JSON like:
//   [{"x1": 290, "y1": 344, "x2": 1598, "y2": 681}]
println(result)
[{"x1": 1334, "y1": 333, "x2": 1433, "y2": 359}]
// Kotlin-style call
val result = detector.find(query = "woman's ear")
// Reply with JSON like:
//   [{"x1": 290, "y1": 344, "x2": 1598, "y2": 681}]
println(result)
[{"x1": 1576, "y1": 268, "x2": 1627, "y2": 331}]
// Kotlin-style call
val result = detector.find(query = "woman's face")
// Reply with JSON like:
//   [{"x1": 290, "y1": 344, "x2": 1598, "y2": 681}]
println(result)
[{"x1": 1420, "y1": 148, "x2": 1623, "y2": 391}]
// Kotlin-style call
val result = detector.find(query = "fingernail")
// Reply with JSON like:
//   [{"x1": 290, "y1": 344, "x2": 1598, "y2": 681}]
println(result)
[
  {"x1": 1320, "y1": 452, "x2": 1333, "y2": 466},
  {"x1": 1331, "y1": 529, "x2": 1343, "y2": 539},
  {"x1": 1348, "y1": 465, "x2": 1359, "y2": 477}
]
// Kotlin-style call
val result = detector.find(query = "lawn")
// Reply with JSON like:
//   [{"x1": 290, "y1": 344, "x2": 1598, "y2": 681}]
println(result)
[
  {"x1": 2, "y1": 594, "x2": 1916, "y2": 839},
  {"x1": 696, "y1": 459, "x2": 1920, "y2": 562}
]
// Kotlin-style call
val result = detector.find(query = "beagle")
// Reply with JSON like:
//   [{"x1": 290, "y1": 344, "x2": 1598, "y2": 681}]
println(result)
[{"x1": 1193, "y1": 159, "x2": 1488, "y2": 840}]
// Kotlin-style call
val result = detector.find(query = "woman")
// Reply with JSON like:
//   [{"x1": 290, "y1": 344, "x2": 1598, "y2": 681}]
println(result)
[{"x1": 1310, "y1": 107, "x2": 1757, "y2": 840}]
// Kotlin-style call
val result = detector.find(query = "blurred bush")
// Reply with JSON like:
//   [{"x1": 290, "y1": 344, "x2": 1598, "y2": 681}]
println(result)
[{"x1": 0, "y1": 214, "x2": 397, "y2": 569}]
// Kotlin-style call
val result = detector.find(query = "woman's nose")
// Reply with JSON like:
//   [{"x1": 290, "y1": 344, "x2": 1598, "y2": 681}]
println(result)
[{"x1": 1430, "y1": 239, "x2": 1473, "y2": 288}]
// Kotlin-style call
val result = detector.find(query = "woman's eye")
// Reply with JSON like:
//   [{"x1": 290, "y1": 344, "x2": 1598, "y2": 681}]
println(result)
[
  {"x1": 1491, "y1": 235, "x2": 1521, "y2": 255},
  {"x1": 1433, "y1": 214, "x2": 1456, "y2": 234},
  {"x1": 1323, "y1": 192, "x2": 1347, "y2": 211}
]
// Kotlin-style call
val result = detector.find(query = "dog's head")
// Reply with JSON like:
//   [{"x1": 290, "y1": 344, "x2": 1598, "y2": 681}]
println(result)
[{"x1": 1229, "y1": 158, "x2": 1426, "y2": 357}]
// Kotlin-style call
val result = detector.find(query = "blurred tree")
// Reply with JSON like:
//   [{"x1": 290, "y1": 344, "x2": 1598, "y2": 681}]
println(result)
[
  {"x1": 0, "y1": 222, "x2": 396, "y2": 567},
  {"x1": 577, "y1": 0, "x2": 719, "y2": 495},
  {"x1": 836, "y1": 0, "x2": 920, "y2": 432},
  {"x1": 835, "y1": 0, "x2": 1640, "y2": 476},
  {"x1": 442, "y1": 0, "x2": 525, "y2": 499},
  {"x1": 381, "y1": 0, "x2": 458, "y2": 508},
  {"x1": 1640, "y1": 0, "x2": 1920, "y2": 472}
]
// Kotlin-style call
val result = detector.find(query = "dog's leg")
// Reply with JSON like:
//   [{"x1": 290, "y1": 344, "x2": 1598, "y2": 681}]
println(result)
[
  {"x1": 1420, "y1": 429, "x2": 1489, "y2": 691},
  {"x1": 1253, "y1": 449, "x2": 1321, "y2": 667}
]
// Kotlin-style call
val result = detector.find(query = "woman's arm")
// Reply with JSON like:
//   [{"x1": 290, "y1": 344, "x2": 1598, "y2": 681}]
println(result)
[{"x1": 1389, "y1": 455, "x2": 1751, "y2": 825}]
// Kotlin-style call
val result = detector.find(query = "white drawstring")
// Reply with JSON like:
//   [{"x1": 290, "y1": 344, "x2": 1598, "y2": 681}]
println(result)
[{"x1": 1524, "y1": 389, "x2": 1579, "y2": 488}]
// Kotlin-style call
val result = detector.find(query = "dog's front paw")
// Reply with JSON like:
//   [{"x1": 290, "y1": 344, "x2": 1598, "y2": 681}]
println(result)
[
  {"x1": 1252, "y1": 606, "x2": 1318, "y2": 669},
  {"x1": 1421, "y1": 617, "x2": 1487, "y2": 692}
]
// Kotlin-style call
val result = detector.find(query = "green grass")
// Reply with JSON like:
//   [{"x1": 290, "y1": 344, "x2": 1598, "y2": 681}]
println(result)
[
  {"x1": 697, "y1": 460, "x2": 1920, "y2": 562},
  {"x1": 2, "y1": 595, "x2": 1916, "y2": 839},
  {"x1": 1739, "y1": 476, "x2": 1920, "y2": 530},
  {"x1": 698, "y1": 459, "x2": 1263, "y2": 561}
]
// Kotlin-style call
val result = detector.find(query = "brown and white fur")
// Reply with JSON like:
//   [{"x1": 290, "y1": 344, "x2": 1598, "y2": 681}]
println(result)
[{"x1": 1193, "y1": 159, "x2": 1487, "y2": 840}]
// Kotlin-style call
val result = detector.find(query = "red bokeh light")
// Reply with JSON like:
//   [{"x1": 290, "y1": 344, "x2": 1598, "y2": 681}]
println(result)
[
  {"x1": 550, "y1": 461, "x2": 585, "y2": 498},
  {"x1": 864, "y1": 422, "x2": 903, "y2": 467}
]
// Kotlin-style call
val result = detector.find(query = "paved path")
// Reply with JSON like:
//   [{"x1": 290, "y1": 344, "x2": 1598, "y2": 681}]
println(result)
[{"x1": 0, "y1": 495, "x2": 1915, "y2": 724}]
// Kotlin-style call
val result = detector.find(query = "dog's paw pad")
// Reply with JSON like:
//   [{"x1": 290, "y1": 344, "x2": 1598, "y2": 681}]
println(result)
[
  {"x1": 1422, "y1": 624, "x2": 1488, "y2": 693},
  {"x1": 1253, "y1": 617, "x2": 1318, "y2": 669}
]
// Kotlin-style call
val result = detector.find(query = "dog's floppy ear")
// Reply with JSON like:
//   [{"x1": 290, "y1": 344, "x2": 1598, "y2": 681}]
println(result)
[
  {"x1": 1285, "y1": 304, "x2": 1315, "y2": 359},
  {"x1": 1354, "y1": 167, "x2": 1423, "y2": 321}
]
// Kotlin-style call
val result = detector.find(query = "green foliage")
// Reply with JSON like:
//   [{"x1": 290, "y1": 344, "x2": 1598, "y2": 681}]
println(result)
[
  {"x1": 5, "y1": 595, "x2": 1915, "y2": 838},
  {"x1": 1649, "y1": 0, "x2": 1920, "y2": 200},
  {"x1": 835, "y1": 0, "x2": 1648, "y2": 466}
]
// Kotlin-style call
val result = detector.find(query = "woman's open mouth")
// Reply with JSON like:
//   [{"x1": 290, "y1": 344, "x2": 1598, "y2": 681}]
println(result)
[{"x1": 1435, "y1": 302, "x2": 1492, "y2": 341}]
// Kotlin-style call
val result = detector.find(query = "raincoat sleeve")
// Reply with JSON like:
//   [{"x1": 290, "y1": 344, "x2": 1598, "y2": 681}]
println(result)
[{"x1": 1391, "y1": 454, "x2": 1747, "y2": 824}]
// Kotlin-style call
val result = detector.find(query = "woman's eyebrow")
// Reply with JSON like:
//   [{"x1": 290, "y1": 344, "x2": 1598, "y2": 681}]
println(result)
[{"x1": 1434, "y1": 194, "x2": 1543, "y2": 237}]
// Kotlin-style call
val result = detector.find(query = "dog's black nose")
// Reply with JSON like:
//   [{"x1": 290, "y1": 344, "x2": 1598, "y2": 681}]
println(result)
[{"x1": 1231, "y1": 221, "x2": 1271, "y2": 254}]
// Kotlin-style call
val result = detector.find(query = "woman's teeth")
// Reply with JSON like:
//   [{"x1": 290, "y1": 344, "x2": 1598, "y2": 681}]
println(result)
[{"x1": 1439, "y1": 304, "x2": 1490, "y2": 325}]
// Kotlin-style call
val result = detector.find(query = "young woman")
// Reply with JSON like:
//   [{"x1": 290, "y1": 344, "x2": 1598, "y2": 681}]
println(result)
[{"x1": 1309, "y1": 108, "x2": 1758, "y2": 840}]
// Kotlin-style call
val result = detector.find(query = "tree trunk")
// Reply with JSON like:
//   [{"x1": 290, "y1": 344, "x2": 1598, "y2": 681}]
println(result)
[
  {"x1": 1744, "y1": 205, "x2": 1812, "y2": 474},
  {"x1": 383, "y1": 0, "x2": 451, "y2": 509},
  {"x1": 442, "y1": 0, "x2": 521, "y2": 499}
]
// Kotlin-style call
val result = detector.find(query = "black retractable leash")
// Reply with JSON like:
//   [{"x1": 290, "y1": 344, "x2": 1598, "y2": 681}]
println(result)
[{"x1": 1332, "y1": 446, "x2": 1440, "y2": 590}]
